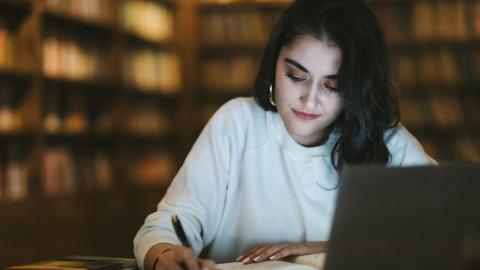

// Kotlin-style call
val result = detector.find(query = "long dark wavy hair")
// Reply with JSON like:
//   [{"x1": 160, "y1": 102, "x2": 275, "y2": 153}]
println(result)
[{"x1": 254, "y1": 0, "x2": 400, "y2": 170}]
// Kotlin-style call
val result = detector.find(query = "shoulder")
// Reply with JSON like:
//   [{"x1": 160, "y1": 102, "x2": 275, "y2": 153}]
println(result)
[
  {"x1": 384, "y1": 124, "x2": 437, "y2": 166},
  {"x1": 209, "y1": 97, "x2": 275, "y2": 150},
  {"x1": 215, "y1": 97, "x2": 259, "y2": 115},
  {"x1": 208, "y1": 96, "x2": 269, "y2": 134},
  {"x1": 210, "y1": 97, "x2": 262, "y2": 127}
]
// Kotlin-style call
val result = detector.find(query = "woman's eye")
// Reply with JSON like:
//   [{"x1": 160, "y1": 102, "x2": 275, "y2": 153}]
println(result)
[
  {"x1": 286, "y1": 72, "x2": 304, "y2": 82},
  {"x1": 324, "y1": 82, "x2": 339, "y2": 92}
]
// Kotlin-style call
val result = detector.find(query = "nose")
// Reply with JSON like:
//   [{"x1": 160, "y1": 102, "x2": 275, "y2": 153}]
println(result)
[{"x1": 301, "y1": 83, "x2": 318, "y2": 110}]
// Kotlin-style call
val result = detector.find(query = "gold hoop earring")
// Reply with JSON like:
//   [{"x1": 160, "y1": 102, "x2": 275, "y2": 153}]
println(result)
[{"x1": 269, "y1": 84, "x2": 276, "y2": 107}]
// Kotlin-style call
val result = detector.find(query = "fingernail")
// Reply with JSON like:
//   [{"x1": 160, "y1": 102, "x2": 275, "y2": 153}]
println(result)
[
  {"x1": 269, "y1": 255, "x2": 276, "y2": 260},
  {"x1": 242, "y1": 257, "x2": 250, "y2": 264},
  {"x1": 253, "y1": 256, "x2": 260, "y2": 262}
]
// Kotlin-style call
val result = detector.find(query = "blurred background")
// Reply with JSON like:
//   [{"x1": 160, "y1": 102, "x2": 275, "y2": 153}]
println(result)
[{"x1": 0, "y1": 0, "x2": 479, "y2": 267}]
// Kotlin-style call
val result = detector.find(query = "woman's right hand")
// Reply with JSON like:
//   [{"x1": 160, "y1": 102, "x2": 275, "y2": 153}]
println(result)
[{"x1": 145, "y1": 243, "x2": 216, "y2": 270}]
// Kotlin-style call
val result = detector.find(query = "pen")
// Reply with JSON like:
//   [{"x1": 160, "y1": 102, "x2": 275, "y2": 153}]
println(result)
[{"x1": 172, "y1": 214, "x2": 191, "y2": 248}]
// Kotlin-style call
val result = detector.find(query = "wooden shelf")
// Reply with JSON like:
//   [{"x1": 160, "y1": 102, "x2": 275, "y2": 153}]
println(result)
[
  {"x1": 389, "y1": 38, "x2": 480, "y2": 51},
  {"x1": 199, "y1": 44, "x2": 265, "y2": 55},
  {"x1": 409, "y1": 125, "x2": 480, "y2": 138},
  {"x1": 0, "y1": 131, "x2": 34, "y2": 139},
  {"x1": 43, "y1": 132, "x2": 118, "y2": 141},
  {"x1": 199, "y1": 0, "x2": 291, "y2": 10},
  {"x1": 368, "y1": 0, "x2": 469, "y2": 4},
  {"x1": 118, "y1": 132, "x2": 175, "y2": 143},
  {"x1": 123, "y1": 86, "x2": 181, "y2": 101},
  {"x1": 42, "y1": 9, "x2": 116, "y2": 37},
  {"x1": 200, "y1": 88, "x2": 251, "y2": 101},
  {"x1": 123, "y1": 30, "x2": 177, "y2": 49},
  {"x1": 0, "y1": 68, "x2": 34, "y2": 81},
  {"x1": 396, "y1": 83, "x2": 480, "y2": 95},
  {"x1": 42, "y1": 132, "x2": 175, "y2": 142},
  {"x1": 0, "y1": 0, "x2": 31, "y2": 18},
  {"x1": 43, "y1": 75, "x2": 119, "y2": 90},
  {"x1": 43, "y1": 76, "x2": 181, "y2": 101},
  {"x1": 153, "y1": 0, "x2": 177, "y2": 9}
]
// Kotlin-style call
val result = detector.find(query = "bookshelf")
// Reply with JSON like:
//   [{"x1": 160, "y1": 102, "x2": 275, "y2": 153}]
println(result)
[
  {"x1": 370, "y1": 0, "x2": 480, "y2": 161},
  {"x1": 193, "y1": 0, "x2": 290, "y2": 136},
  {"x1": 0, "y1": 0, "x2": 184, "y2": 267}
]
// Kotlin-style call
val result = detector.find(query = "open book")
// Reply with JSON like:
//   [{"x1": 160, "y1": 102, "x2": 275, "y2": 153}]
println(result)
[{"x1": 216, "y1": 253, "x2": 325, "y2": 270}]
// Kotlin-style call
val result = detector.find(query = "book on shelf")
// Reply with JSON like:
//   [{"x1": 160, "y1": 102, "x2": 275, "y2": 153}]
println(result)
[
  {"x1": 394, "y1": 49, "x2": 463, "y2": 88},
  {"x1": 438, "y1": 49, "x2": 461, "y2": 85},
  {"x1": 124, "y1": 100, "x2": 172, "y2": 135},
  {"x1": 2, "y1": 145, "x2": 28, "y2": 201},
  {"x1": 392, "y1": 53, "x2": 417, "y2": 88},
  {"x1": 201, "y1": 56, "x2": 257, "y2": 92},
  {"x1": 427, "y1": 95, "x2": 465, "y2": 129},
  {"x1": 121, "y1": 0, "x2": 174, "y2": 43},
  {"x1": 471, "y1": 51, "x2": 480, "y2": 81},
  {"x1": 201, "y1": 9, "x2": 281, "y2": 46},
  {"x1": 6, "y1": 256, "x2": 138, "y2": 270},
  {"x1": 398, "y1": 97, "x2": 426, "y2": 129},
  {"x1": 42, "y1": 146, "x2": 114, "y2": 196},
  {"x1": 417, "y1": 51, "x2": 439, "y2": 84},
  {"x1": 413, "y1": 1, "x2": 457, "y2": 41},
  {"x1": 454, "y1": 136, "x2": 480, "y2": 161},
  {"x1": 42, "y1": 146, "x2": 76, "y2": 196},
  {"x1": 132, "y1": 149, "x2": 176, "y2": 185},
  {"x1": 45, "y1": 0, "x2": 115, "y2": 25},
  {"x1": 43, "y1": 87, "x2": 114, "y2": 135},
  {"x1": 0, "y1": 162, "x2": 2, "y2": 200},
  {"x1": 474, "y1": 1, "x2": 480, "y2": 38},
  {"x1": 122, "y1": 48, "x2": 181, "y2": 93},
  {"x1": 371, "y1": 3, "x2": 411, "y2": 44},
  {"x1": 0, "y1": 80, "x2": 23, "y2": 133},
  {"x1": 42, "y1": 29, "x2": 108, "y2": 81},
  {"x1": 63, "y1": 91, "x2": 88, "y2": 134},
  {"x1": 437, "y1": 1, "x2": 468, "y2": 41},
  {"x1": 413, "y1": 1, "x2": 436, "y2": 41},
  {"x1": 43, "y1": 88, "x2": 62, "y2": 134},
  {"x1": 0, "y1": 17, "x2": 17, "y2": 70},
  {"x1": 0, "y1": 19, "x2": 7, "y2": 68}
]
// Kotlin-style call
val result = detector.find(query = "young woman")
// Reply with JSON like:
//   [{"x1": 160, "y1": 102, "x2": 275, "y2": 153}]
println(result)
[{"x1": 134, "y1": 0, "x2": 436, "y2": 269}]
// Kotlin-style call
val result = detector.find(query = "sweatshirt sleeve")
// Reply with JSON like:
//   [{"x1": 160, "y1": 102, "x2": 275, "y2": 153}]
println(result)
[
  {"x1": 133, "y1": 99, "x2": 246, "y2": 270},
  {"x1": 386, "y1": 124, "x2": 438, "y2": 166}
]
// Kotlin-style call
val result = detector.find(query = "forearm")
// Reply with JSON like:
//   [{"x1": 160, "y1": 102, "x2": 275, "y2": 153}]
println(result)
[{"x1": 144, "y1": 243, "x2": 175, "y2": 270}]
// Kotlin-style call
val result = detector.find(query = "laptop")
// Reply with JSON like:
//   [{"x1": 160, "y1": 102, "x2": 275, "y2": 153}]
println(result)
[{"x1": 324, "y1": 164, "x2": 480, "y2": 270}]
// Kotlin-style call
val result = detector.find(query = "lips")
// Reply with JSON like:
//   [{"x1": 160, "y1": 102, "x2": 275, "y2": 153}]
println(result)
[{"x1": 293, "y1": 109, "x2": 320, "y2": 120}]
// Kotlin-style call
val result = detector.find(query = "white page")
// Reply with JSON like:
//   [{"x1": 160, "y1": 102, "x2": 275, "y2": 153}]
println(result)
[
  {"x1": 216, "y1": 260, "x2": 318, "y2": 270},
  {"x1": 291, "y1": 253, "x2": 326, "y2": 269}
]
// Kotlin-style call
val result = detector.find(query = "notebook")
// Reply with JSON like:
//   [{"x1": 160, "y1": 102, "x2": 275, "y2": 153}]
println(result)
[
  {"x1": 324, "y1": 163, "x2": 480, "y2": 270},
  {"x1": 216, "y1": 253, "x2": 325, "y2": 270}
]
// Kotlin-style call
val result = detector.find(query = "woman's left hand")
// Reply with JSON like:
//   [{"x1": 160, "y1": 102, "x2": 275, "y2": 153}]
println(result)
[{"x1": 236, "y1": 242, "x2": 327, "y2": 264}]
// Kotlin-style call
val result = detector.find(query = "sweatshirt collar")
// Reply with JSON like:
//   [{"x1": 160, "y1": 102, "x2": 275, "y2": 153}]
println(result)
[{"x1": 268, "y1": 111, "x2": 337, "y2": 160}]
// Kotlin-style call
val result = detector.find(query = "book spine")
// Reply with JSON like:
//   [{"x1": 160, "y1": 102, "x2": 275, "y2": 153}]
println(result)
[
  {"x1": 121, "y1": 1, "x2": 174, "y2": 42},
  {"x1": 122, "y1": 48, "x2": 181, "y2": 93}
]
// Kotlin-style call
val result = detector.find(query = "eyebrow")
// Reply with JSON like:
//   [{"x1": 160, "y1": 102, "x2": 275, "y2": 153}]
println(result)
[{"x1": 284, "y1": 58, "x2": 339, "y2": 80}]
